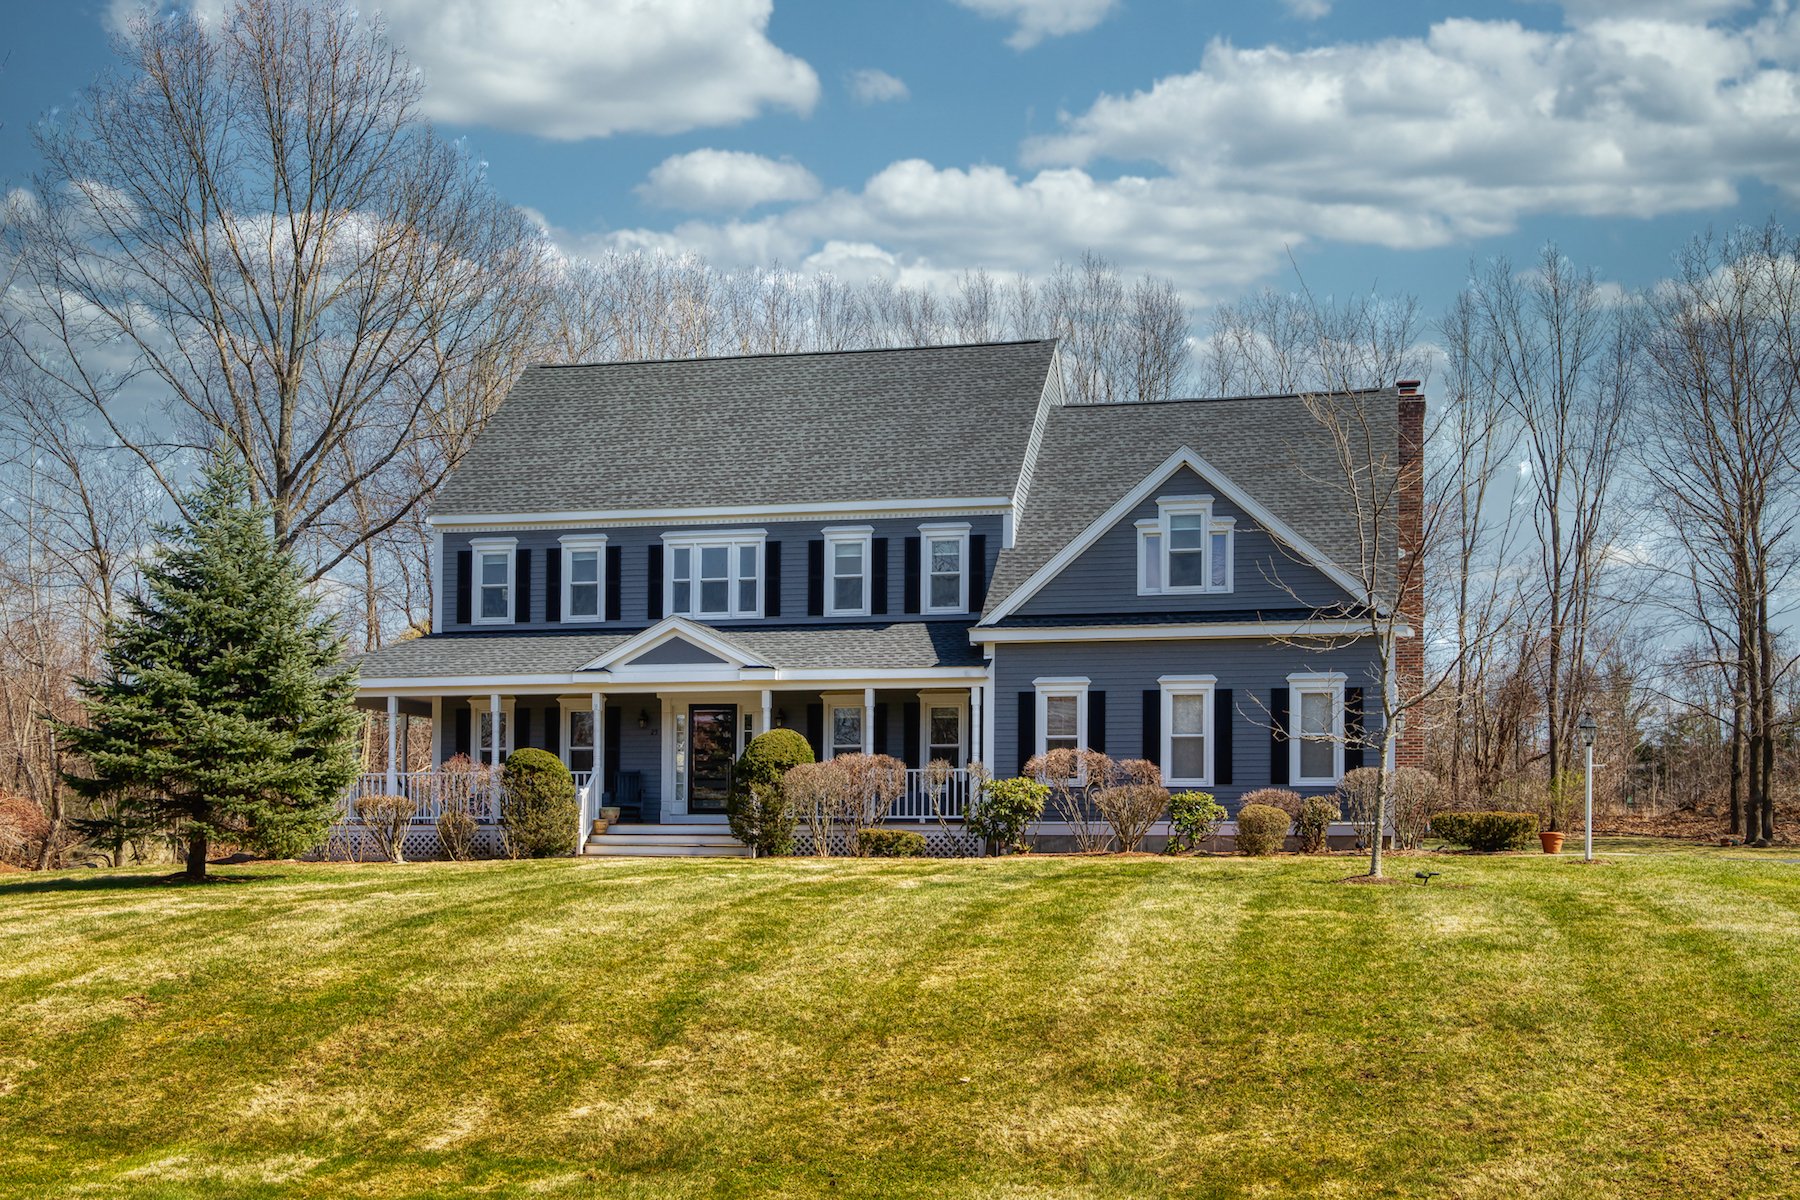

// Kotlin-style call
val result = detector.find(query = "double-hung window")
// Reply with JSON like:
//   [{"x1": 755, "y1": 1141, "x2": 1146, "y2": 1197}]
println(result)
[
  {"x1": 917, "y1": 690, "x2": 969, "y2": 767},
  {"x1": 1138, "y1": 496, "x2": 1234, "y2": 596},
  {"x1": 825, "y1": 526, "x2": 873, "y2": 617},
  {"x1": 919, "y1": 522, "x2": 970, "y2": 614},
  {"x1": 1289, "y1": 672, "x2": 1346, "y2": 785},
  {"x1": 1159, "y1": 675, "x2": 1216, "y2": 788},
  {"x1": 469, "y1": 537, "x2": 517, "y2": 624},
  {"x1": 1034, "y1": 677, "x2": 1089, "y2": 758},
  {"x1": 472, "y1": 698, "x2": 513, "y2": 761},
  {"x1": 665, "y1": 531, "x2": 764, "y2": 620},
  {"x1": 566, "y1": 706, "x2": 595, "y2": 774},
  {"x1": 560, "y1": 535, "x2": 606, "y2": 623},
  {"x1": 822, "y1": 692, "x2": 868, "y2": 759}
]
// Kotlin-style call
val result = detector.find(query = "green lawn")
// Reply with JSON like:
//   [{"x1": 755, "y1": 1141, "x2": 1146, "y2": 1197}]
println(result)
[{"x1": 3, "y1": 844, "x2": 1798, "y2": 1199}]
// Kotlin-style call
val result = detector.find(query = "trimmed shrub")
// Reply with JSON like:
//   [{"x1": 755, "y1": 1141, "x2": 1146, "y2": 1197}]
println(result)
[
  {"x1": 729, "y1": 729, "x2": 813, "y2": 856},
  {"x1": 1167, "y1": 790, "x2": 1227, "y2": 853},
  {"x1": 1239, "y1": 787, "x2": 1302, "y2": 819},
  {"x1": 1388, "y1": 767, "x2": 1440, "y2": 850},
  {"x1": 1431, "y1": 810, "x2": 1538, "y2": 852},
  {"x1": 966, "y1": 776, "x2": 1048, "y2": 855},
  {"x1": 1235, "y1": 803, "x2": 1290, "y2": 856},
  {"x1": 1297, "y1": 794, "x2": 1339, "y2": 854},
  {"x1": 1094, "y1": 782, "x2": 1168, "y2": 853},
  {"x1": 855, "y1": 828, "x2": 928, "y2": 857},
  {"x1": 437, "y1": 807, "x2": 478, "y2": 861},
  {"x1": 500, "y1": 748, "x2": 578, "y2": 858},
  {"x1": 356, "y1": 794, "x2": 414, "y2": 863}
]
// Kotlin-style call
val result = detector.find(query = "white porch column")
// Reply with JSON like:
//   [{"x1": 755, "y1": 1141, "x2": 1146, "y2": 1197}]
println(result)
[
  {"x1": 592, "y1": 691, "x2": 606, "y2": 799},
  {"x1": 761, "y1": 689, "x2": 772, "y2": 739},
  {"x1": 430, "y1": 697, "x2": 443, "y2": 766},
  {"x1": 385, "y1": 695, "x2": 400, "y2": 795},
  {"x1": 489, "y1": 691, "x2": 502, "y2": 767},
  {"x1": 970, "y1": 684, "x2": 983, "y2": 767},
  {"x1": 862, "y1": 686, "x2": 875, "y2": 755}
]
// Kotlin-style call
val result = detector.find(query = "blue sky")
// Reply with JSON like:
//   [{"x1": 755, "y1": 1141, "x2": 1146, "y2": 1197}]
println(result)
[{"x1": 4, "y1": 0, "x2": 1797, "y2": 318}]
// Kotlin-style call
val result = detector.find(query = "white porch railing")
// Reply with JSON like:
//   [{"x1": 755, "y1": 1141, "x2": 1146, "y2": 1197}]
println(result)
[{"x1": 886, "y1": 768, "x2": 976, "y2": 822}]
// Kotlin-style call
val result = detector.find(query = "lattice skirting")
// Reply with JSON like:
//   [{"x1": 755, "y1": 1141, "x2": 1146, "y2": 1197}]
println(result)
[
  {"x1": 792, "y1": 827, "x2": 983, "y2": 857},
  {"x1": 310, "y1": 824, "x2": 508, "y2": 862}
]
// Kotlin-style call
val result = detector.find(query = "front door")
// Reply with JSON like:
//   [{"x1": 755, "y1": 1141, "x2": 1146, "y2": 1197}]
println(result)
[{"x1": 687, "y1": 704, "x2": 737, "y2": 813}]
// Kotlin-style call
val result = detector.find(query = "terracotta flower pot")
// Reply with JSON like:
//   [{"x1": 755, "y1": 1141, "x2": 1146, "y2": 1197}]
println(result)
[
  {"x1": 591, "y1": 818, "x2": 609, "y2": 836},
  {"x1": 1540, "y1": 831, "x2": 1565, "y2": 855}
]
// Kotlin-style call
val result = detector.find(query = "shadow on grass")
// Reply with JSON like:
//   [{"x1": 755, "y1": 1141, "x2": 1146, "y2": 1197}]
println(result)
[{"x1": 0, "y1": 870, "x2": 279, "y2": 896}]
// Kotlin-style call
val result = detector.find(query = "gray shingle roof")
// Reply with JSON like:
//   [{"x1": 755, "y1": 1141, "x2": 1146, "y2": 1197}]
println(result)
[
  {"x1": 354, "y1": 622, "x2": 983, "y2": 680},
  {"x1": 432, "y1": 340, "x2": 1059, "y2": 517},
  {"x1": 985, "y1": 389, "x2": 1401, "y2": 617}
]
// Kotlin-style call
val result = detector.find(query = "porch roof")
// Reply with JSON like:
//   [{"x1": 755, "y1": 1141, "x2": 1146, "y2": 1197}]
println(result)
[{"x1": 353, "y1": 620, "x2": 983, "y2": 685}]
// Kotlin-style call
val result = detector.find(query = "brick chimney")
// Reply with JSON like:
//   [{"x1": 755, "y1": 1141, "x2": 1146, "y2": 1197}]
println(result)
[{"x1": 1393, "y1": 381, "x2": 1426, "y2": 770}]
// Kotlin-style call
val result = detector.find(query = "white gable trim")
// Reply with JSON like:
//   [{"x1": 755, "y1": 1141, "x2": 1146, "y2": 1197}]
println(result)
[
  {"x1": 578, "y1": 616, "x2": 766, "y2": 673},
  {"x1": 979, "y1": 447, "x2": 1376, "y2": 625}
]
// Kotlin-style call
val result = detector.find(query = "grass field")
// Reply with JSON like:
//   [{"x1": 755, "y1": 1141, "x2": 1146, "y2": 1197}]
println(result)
[{"x1": 3, "y1": 840, "x2": 1798, "y2": 1198}]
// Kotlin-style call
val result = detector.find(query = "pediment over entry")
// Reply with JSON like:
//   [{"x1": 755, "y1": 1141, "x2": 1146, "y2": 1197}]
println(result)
[{"x1": 577, "y1": 617, "x2": 767, "y2": 676}]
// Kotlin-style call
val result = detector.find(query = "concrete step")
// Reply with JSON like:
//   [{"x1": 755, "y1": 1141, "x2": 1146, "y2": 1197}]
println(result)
[
  {"x1": 583, "y1": 841, "x2": 751, "y2": 858},
  {"x1": 588, "y1": 832, "x2": 744, "y2": 848}
]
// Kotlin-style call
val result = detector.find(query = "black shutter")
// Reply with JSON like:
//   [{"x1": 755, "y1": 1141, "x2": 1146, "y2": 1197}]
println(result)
[
  {"x1": 902, "y1": 701, "x2": 921, "y2": 769},
  {"x1": 1270, "y1": 687, "x2": 1290, "y2": 786},
  {"x1": 545, "y1": 707, "x2": 560, "y2": 756},
  {"x1": 455, "y1": 550, "x2": 472, "y2": 626},
  {"x1": 871, "y1": 537, "x2": 889, "y2": 615},
  {"x1": 1088, "y1": 690, "x2": 1106, "y2": 754},
  {"x1": 806, "y1": 703, "x2": 824, "y2": 759},
  {"x1": 873, "y1": 703, "x2": 890, "y2": 755},
  {"x1": 969, "y1": 534, "x2": 988, "y2": 611},
  {"x1": 1016, "y1": 692, "x2": 1035, "y2": 775},
  {"x1": 516, "y1": 707, "x2": 532, "y2": 749},
  {"x1": 1215, "y1": 689, "x2": 1233, "y2": 786},
  {"x1": 807, "y1": 540, "x2": 824, "y2": 617},
  {"x1": 515, "y1": 548, "x2": 531, "y2": 623},
  {"x1": 903, "y1": 537, "x2": 921, "y2": 614},
  {"x1": 764, "y1": 541, "x2": 782, "y2": 618},
  {"x1": 454, "y1": 706, "x2": 471, "y2": 758},
  {"x1": 1142, "y1": 690, "x2": 1161, "y2": 769},
  {"x1": 605, "y1": 546, "x2": 623, "y2": 622},
  {"x1": 647, "y1": 545, "x2": 664, "y2": 620},
  {"x1": 604, "y1": 704, "x2": 623, "y2": 794},
  {"x1": 545, "y1": 546, "x2": 562, "y2": 623},
  {"x1": 1344, "y1": 687, "x2": 1365, "y2": 773}
]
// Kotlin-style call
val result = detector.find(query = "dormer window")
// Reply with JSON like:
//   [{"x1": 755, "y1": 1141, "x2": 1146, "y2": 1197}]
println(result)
[
  {"x1": 919, "y1": 522, "x2": 970, "y2": 614},
  {"x1": 469, "y1": 537, "x2": 517, "y2": 624},
  {"x1": 825, "y1": 526, "x2": 873, "y2": 617},
  {"x1": 1138, "y1": 496, "x2": 1233, "y2": 596},
  {"x1": 664, "y1": 530, "x2": 764, "y2": 620},
  {"x1": 560, "y1": 534, "x2": 607, "y2": 623}
]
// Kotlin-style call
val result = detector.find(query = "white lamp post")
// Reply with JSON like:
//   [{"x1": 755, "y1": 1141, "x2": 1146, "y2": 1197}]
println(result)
[{"x1": 1577, "y1": 712, "x2": 1598, "y2": 862}]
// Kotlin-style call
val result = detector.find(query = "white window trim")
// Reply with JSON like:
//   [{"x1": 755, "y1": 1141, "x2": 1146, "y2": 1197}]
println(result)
[
  {"x1": 824, "y1": 525, "x2": 874, "y2": 618},
  {"x1": 1137, "y1": 496, "x2": 1235, "y2": 597},
  {"x1": 558, "y1": 697, "x2": 598, "y2": 770},
  {"x1": 469, "y1": 696, "x2": 516, "y2": 758},
  {"x1": 919, "y1": 522, "x2": 972, "y2": 615},
  {"x1": 558, "y1": 534, "x2": 607, "y2": 625},
  {"x1": 1159, "y1": 674, "x2": 1217, "y2": 789},
  {"x1": 1033, "y1": 676, "x2": 1090, "y2": 759},
  {"x1": 469, "y1": 537, "x2": 518, "y2": 625},
  {"x1": 821, "y1": 690, "x2": 870, "y2": 760},
  {"x1": 917, "y1": 689, "x2": 970, "y2": 768},
  {"x1": 662, "y1": 529, "x2": 766, "y2": 621},
  {"x1": 1288, "y1": 671, "x2": 1347, "y2": 786}
]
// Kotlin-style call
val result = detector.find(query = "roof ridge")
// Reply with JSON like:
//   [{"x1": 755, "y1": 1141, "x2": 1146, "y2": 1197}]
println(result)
[
  {"x1": 530, "y1": 338, "x2": 1058, "y2": 371},
  {"x1": 1059, "y1": 385, "x2": 1396, "y2": 409}
]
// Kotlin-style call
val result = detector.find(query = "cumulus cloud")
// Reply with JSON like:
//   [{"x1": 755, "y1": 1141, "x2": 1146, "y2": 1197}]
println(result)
[
  {"x1": 950, "y1": 0, "x2": 1120, "y2": 49},
  {"x1": 111, "y1": 0, "x2": 819, "y2": 140},
  {"x1": 636, "y1": 150, "x2": 822, "y2": 211},
  {"x1": 847, "y1": 68, "x2": 910, "y2": 104}
]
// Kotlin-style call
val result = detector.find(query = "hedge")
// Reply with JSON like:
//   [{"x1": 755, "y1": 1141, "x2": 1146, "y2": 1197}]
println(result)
[
  {"x1": 854, "y1": 829, "x2": 928, "y2": 857},
  {"x1": 500, "y1": 748, "x2": 578, "y2": 858},
  {"x1": 1431, "y1": 810, "x2": 1538, "y2": 852}
]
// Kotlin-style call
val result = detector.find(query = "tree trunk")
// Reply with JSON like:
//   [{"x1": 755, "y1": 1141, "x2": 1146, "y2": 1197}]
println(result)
[{"x1": 185, "y1": 829, "x2": 209, "y2": 882}]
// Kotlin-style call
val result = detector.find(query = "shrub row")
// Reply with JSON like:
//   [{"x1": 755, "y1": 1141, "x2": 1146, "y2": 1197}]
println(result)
[
  {"x1": 1430, "y1": 810, "x2": 1538, "y2": 852},
  {"x1": 855, "y1": 828, "x2": 928, "y2": 857}
]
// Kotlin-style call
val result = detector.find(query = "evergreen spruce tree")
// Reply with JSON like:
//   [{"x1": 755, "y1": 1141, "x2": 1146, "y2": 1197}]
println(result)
[{"x1": 58, "y1": 452, "x2": 361, "y2": 880}]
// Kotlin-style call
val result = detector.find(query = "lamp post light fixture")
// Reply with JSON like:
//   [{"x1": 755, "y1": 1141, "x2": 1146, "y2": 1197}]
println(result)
[{"x1": 1577, "y1": 712, "x2": 1598, "y2": 862}]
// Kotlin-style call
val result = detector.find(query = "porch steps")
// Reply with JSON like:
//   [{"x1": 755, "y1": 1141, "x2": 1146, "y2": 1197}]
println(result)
[{"x1": 582, "y1": 822, "x2": 751, "y2": 858}]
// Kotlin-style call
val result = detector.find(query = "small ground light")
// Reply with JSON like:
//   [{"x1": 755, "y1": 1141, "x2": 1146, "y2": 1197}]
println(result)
[{"x1": 1578, "y1": 712, "x2": 1598, "y2": 862}]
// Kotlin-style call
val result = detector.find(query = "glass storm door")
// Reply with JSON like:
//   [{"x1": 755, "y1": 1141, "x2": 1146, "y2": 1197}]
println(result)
[{"x1": 687, "y1": 705, "x2": 737, "y2": 813}]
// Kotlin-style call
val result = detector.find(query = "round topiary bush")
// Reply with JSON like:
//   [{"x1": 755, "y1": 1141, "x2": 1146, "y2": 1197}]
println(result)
[
  {"x1": 1235, "y1": 802, "x2": 1291, "y2": 856},
  {"x1": 499, "y1": 748, "x2": 578, "y2": 858},
  {"x1": 728, "y1": 728, "x2": 814, "y2": 855}
]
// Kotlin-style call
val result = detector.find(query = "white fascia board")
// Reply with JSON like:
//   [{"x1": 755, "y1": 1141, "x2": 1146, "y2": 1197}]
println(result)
[
  {"x1": 354, "y1": 666, "x2": 987, "y2": 697},
  {"x1": 978, "y1": 447, "x2": 1379, "y2": 625},
  {"x1": 579, "y1": 616, "x2": 764, "y2": 671},
  {"x1": 970, "y1": 621, "x2": 1409, "y2": 644},
  {"x1": 429, "y1": 496, "x2": 1014, "y2": 532}
]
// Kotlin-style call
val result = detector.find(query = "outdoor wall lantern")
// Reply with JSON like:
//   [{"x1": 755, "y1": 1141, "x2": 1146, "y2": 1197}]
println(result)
[{"x1": 637, "y1": 708, "x2": 650, "y2": 730}]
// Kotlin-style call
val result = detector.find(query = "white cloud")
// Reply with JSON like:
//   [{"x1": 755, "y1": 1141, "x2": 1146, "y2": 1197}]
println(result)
[
  {"x1": 110, "y1": 0, "x2": 819, "y2": 140},
  {"x1": 950, "y1": 0, "x2": 1119, "y2": 50},
  {"x1": 636, "y1": 150, "x2": 821, "y2": 212},
  {"x1": 1282, "y1": 0, "x2": 1332, "y2": 19},
  {"x1": 847, "y1": 68, "x2": 910, "y2": 104}
]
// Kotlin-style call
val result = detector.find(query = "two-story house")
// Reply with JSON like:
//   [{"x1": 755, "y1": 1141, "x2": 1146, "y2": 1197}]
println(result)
[{"x1": 349, "y1": 339, "x2": 1422, "y2": 855}]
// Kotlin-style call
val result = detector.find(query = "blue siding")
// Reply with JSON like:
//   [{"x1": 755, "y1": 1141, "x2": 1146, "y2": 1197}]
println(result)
[
  {"x1": 989, "y1": 637, "x2": 1384, "y2": 810},
  {"x1": 1015, "y1": 465, "x2": 1354, "y2": 617},
  {"x1": 440, "y1": 514, "x2": 1005, "y2": 633}
]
